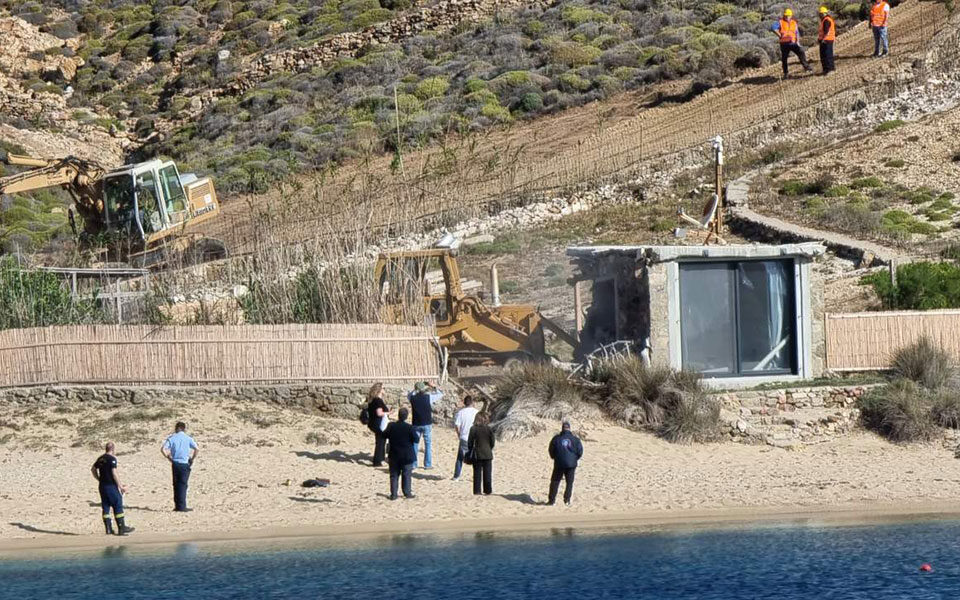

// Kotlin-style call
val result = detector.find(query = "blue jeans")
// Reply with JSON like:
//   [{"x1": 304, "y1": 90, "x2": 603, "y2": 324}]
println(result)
[
  {"x1": 412, "y1": 425, "x2": 432, "y2": 468},
  {"x1": 453, "y1": 439, "x2": 469, "y2": 478},
  {"x1": 172, "y1": 462, "x2": 191, "y2": 510},
  {"x1": 873, "y1": 26, "x2": 888, "y2": 56}
]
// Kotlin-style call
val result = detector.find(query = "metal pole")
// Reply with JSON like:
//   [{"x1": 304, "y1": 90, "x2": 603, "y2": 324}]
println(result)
[
  {"x1": 490, "y1": 264, "x2": 501, "y2": 307},
  {"x1": 574, "y1": 281, "x2": 583, "y2": 340}
]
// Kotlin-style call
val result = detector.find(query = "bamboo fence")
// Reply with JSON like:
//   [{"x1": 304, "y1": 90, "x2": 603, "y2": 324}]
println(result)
[
  {"x1": 0, "y1": 323, "x2": 441, "y2": 387},
  {"x1": 825, "y1": 310, "x2": 960, "y2": 371}
]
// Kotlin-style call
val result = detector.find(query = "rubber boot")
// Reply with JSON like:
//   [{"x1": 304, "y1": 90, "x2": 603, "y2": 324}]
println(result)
[
  {"x1": 103, "y1": 517, "x2": 115, "y2": 535},
  {"x1": 115, "y1": 517, "x2": 135, "y2": 536}
]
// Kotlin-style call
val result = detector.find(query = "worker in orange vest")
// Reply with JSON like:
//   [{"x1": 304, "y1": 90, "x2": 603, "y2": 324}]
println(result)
[
  {"x1": 870, "y1": 0, "x2": 890, "y2": 57},
  {"x1": 818, "y1": 6, "x2": 836, "y2": 74},
  {"x1": 770, "y1": 9, "x2": 813, "y2": 79}
]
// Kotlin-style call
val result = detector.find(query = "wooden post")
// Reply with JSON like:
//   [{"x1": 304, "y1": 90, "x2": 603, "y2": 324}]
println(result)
[
  {"x1": 573, "y1": 281, "x2": 584, "y2": 340},
  {"x1": 889, "y1": 259, "x2": 897, "y2": 309}
]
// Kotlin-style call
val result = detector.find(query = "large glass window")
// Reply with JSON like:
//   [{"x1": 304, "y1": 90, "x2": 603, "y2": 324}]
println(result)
[
  {"x1": 679, "y1": 260, "x2": 796, "y2": 377},
  {"x1": 159, "y1": 165, "x2": 187, "y2": 214}
]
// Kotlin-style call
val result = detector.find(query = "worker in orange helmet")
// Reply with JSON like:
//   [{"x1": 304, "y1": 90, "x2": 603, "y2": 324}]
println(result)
[
  {"x1": 870, "y1": 0, "x2": 891, "y2": 57},
  {"x1": 817, "y1": 6, "x2": 837, "y2": 75},
  {"x1": 770, "y1": 8, "x2": 813, "y2": 79}
]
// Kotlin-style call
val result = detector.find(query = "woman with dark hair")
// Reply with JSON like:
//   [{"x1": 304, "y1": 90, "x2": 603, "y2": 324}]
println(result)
[
  {"x1": 467, "y1": 413, "x2": 495, "y2": 495},
  {"x1": 367, "y1": 383, "x2": 390, "y2": 467}
]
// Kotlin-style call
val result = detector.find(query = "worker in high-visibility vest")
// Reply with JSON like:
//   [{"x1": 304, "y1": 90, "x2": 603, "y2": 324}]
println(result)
[
  {"x1": 818, "y1": 6, "x2": 836, "y2": 74},
  {"x1": 870, "y1": 0, "x2": 890, "y2": 57},
  {"x1": 770, "y1": 9, "x2": 813, "y2": 79}
]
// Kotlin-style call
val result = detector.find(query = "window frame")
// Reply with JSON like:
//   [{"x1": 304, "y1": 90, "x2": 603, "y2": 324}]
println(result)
[{"x1": 677, "y1": 258, "x2": 798, "y2": 378}]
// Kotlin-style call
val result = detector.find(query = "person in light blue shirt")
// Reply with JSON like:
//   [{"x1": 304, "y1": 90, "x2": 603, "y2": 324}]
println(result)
[{"x1": 161, "y1": 421, "x2": 199, "y2": 512}]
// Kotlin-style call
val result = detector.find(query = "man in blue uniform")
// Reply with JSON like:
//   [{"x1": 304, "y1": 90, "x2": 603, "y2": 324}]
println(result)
[
  {"x1": 91, "y1": 442, "x2": 135, "y2": 535},
  {"x1": 161, "y1": 421, "x2": 199, "y2": 512}
]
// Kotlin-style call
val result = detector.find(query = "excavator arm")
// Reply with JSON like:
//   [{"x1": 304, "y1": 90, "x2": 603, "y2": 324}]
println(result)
[{"x1": 0, "y1": 155, "x2": 107, "y2": 233}]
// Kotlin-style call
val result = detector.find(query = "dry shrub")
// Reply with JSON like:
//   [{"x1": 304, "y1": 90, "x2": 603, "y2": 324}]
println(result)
[
  {"x1": 591, "y1": 356, "x2": 719, "y2": 443},
  {"x1": 931, "y1": 388, "x2": 960, "y2": 429},
  {"x1": 859, "y1": 379, "x2": 938, "y2": 443},
  {"x1": 891, "y1": 337, "x2": 953, "y2": 389},
  {"x1": 489, "y1": 363, "x2": 583, "y2": 440}
]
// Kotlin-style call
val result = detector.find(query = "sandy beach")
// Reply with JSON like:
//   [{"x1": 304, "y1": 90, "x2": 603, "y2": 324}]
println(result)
[{"x1": 2, "y1": 397, "x2": 960, "y2": 552}]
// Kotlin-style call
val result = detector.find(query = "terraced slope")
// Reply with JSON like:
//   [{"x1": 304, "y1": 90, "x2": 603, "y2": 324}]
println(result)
[{"x1": 201, "y1": 0, "x2": 954, "y2": 254}]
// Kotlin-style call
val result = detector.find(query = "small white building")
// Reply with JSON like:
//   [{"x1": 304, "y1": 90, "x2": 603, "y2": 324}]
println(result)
[{"x1": 567, "y1": 243, "x2": 826, "y2": 387}]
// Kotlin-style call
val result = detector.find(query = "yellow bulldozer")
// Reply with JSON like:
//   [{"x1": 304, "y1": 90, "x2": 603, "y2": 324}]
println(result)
[
  {"x1": 0, "y1": 154, "x2": 225, "y2": 266},
  {"x1": 374, "y1": 247, "x2": 578, "y2": 369}
]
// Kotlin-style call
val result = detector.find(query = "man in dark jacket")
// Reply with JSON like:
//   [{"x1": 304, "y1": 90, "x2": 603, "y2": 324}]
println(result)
[
  {"x1": 384, "y1": 407, "x2": 420, "y2": 500},
  {"x1": 547, "y1": 420, "x2": 583, "y2": 506}
]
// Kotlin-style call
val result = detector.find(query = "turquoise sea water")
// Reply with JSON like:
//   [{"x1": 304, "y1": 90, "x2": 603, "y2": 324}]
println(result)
[{"x1": 2, "y1": 519, "x2": 959, "y2": 599}]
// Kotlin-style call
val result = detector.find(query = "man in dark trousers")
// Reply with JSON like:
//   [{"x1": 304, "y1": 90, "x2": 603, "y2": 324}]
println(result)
[
  {"x1": 770, "y1": 8, "x2": 813, "y2": 79},
  {"x1": 91, "y1": 442, "x2": 135, "y2": 535},
  {"x1": 817, "y1": 6, "x2": 836, "y2": 75},
  {"x1": 161, "y1": 421, "x2": 199, "y2": 512},
  {"x1": 384, "y1": 407, "x2": 420, "y2": 500},
  {"x1": 547, "y1": 421, "x2": 583, "y2": 507}
]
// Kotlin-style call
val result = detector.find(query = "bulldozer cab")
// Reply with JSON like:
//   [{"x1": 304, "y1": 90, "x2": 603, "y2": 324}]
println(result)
[
  {"x1": 375, "y1": 250, "x2": 462, "y2": 326},
  {"x1": 101, "y1": 160, "x2": 193, "y2": 243}
]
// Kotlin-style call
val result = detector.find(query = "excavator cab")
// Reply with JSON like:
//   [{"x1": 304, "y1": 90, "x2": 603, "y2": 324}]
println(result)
[{"x1": 375, "y1": 252, "x2": 454, "y2": 326}]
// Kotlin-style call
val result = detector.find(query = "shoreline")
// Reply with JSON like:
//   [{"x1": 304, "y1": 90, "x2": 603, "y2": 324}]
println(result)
[{"x1": 4, "y1": 501, "x2": 960, "y2": 556}]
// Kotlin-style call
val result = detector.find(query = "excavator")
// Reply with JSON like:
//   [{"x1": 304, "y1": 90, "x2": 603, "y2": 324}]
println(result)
[
  {"x1": 374, "y1": 247, "x2": 579, "y2": 370},
  {"x1": 0, "y1": 154, "x2": 225, "y2": 266}
]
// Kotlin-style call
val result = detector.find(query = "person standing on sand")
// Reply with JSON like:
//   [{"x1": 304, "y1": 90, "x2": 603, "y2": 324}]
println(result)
[
  {"x1": 161, "y1": 421, "x2": 199, "y2": 512},
  {"x1": 452, "y1": 396, "x2": 478, "y2": 481},
  {"x1": 467, "y1": 413, "x2": 495, "y2": 496},
  {"x1": 408, "y1": 381, "x2": 443, "y2": 469},
  {"x1": 547, "y1": 421, "x2": 583, "y2": 507},
  {"x1": 384, "y1": 407, "x2": 420, "y2": 500},
  {"x1": 770, "y1": 9, "x2": 813, "y2": 79},
  {"x1": 367, "y1": 383, "x2": 390, "y2": 467},
  {"x1": 91, "y1": 442, "x2": 135, "y2": 535}
]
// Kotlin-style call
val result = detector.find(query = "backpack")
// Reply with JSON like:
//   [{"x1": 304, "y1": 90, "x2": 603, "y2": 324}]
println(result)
[{"x1": 359, "y1": 407, "x2": 370, "y2": 425}]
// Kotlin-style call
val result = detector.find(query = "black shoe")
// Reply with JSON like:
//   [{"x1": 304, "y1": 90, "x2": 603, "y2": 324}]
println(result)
[
  {"x1": 104, "y1": 520, "x2": 115, "y2": 535},
  {"x1": 174, "y1": 508, "x2": 193, "y2": 512},
  {"x1": 404, "y1": 494, "x2": 416, "y2": 499},
  {"x1": 389, "y1": 495, "x2": 399, "y2": 500},
  {"x1": 546, "y1": 501, "x2": 556, "y2": 506},
  {"x1": 117, "y1": 526, "x2": 135, "y2": 536}
]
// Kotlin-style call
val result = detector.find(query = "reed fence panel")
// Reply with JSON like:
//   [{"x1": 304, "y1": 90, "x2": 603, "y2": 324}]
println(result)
[
  {"x1": 0, "y1": 324, "x2": 440, "y2": 387},
  {"x1": 825, "y1": 310, "x2": 960, "y2": 371}
]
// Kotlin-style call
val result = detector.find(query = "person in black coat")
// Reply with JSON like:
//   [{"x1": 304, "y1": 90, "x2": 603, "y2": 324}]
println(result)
[
  {"x1": 467, "y1": 413, "x2": 495, "y2": 495},
  {"x1": 366, "y1": 383, "x2": 390, "y2": 467},
  {"x1": 547, "y1": 420, "x2": 583, "y2": 506},
  {"x1": 384, "y1": 407, "x2": 420, "y2": 500}
]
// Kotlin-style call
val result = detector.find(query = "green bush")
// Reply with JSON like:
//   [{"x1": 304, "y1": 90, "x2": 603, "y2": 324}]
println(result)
[
  {"x1": 862, "y1": 261, "x2": 960, "y2": 309},
  {"x1": 884, "y1": 158, "x2": 905, "y2": 168},
  {"x1": 825, "y1": 185, "x2": 850, "y2": 198},
  {"x1": 850, "y1": 176, "x2": 884, "y2": 189},
  {"x1": 560, "y1": 6, "x2": 611, "y2": 25},
  {"x1": 891, "y1": 336, "x2": 953, "y2": 389},
  {"x1": 0, "y1": 259, "x2": 102, "y2": 329},
  {"x1": 414, "y1": 76, "x2": 450, "y2": 101},
  {"x1": 881, "y1": 210, "x2": 936, "y2": 236},
  {"x1": 875, "y1": 119, "x2": 906, "y2": 133},
  {"x1": 932, "y1": 388, "x2": 960, "y2": 429}
]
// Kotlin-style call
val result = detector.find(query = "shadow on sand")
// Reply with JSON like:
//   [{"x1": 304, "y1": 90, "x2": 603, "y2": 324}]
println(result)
[
  {"x1": 293, "y1": 450, "x2": 369, "y2": 464},
  {"x1": 288, "y1": 496, "x2": 332, "y2": 504},
  {"x1": 499, "y1": 493, "x2": 543, "y2": 506},
  {"x1": 9, "y1": 522, "x2": 79, "y2": 536}
]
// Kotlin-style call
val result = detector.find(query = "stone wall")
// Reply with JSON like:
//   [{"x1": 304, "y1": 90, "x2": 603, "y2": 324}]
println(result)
[
  {"x1": 714, "y1": 385, "x2": 878, "y2": 448},
  {"x1": 0, "y1": 384, "x2": 462, "y2": 424}
]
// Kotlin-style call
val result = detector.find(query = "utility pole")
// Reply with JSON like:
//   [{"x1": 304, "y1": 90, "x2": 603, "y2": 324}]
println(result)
[{"x1": 712, "y1": 135, "x2": 725, "y2": 235}]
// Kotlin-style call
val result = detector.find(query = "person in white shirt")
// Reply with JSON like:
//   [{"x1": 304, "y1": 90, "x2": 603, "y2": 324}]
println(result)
[{"x1": 452, "y1": 396, "x2": 478, "y2": 481}]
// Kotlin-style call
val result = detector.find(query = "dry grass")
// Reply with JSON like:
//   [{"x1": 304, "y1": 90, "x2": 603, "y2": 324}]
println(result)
[
  {"x1": 931, "y1": 388, "x2": 960, "y2": 430},
  {"x1": 488, "y1": 363, "x2": 585, "y2": 441},
  {"x1": 859, "y1": 379, "x2": 939, "y2": 443},
  {"x1": 891, "y1": 337, "x2": 954, "y2": 389},
  {"x1": 589, "y1": 357, "x2": 720, "y2": 443}
]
